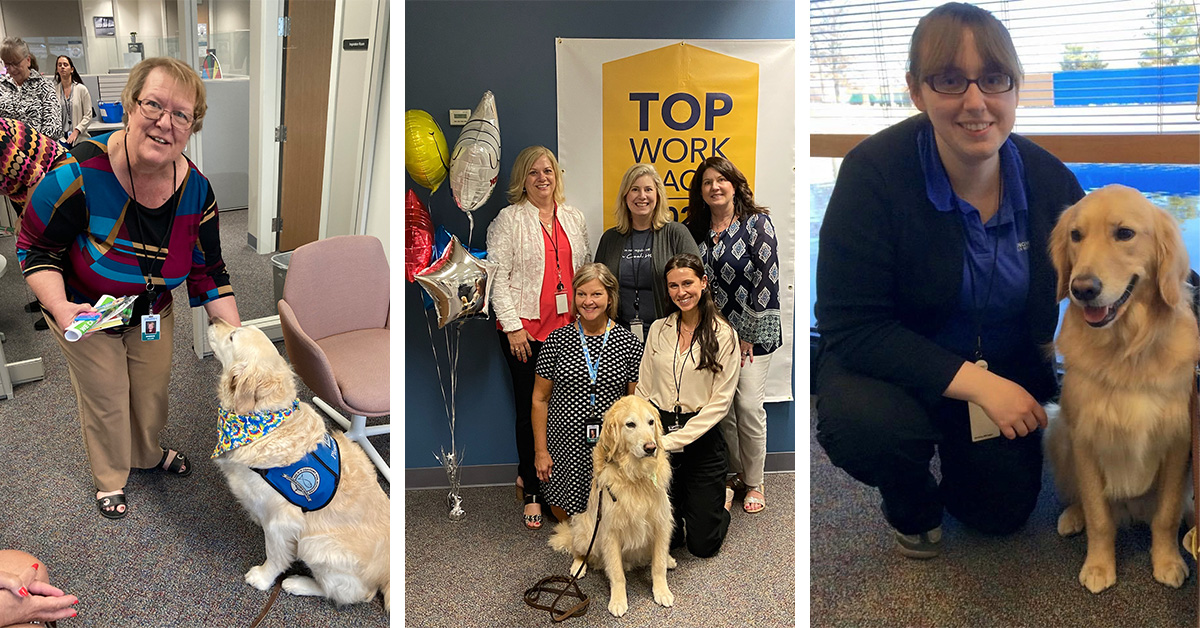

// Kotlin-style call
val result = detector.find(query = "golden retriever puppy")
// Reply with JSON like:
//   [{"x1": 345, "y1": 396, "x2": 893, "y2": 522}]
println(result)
[
  {"x1": 1047, "y1": 184, "x2": 1200, "y2": 594},
  {"x1": 207, "y1": 318, "x2": 390, "y2": 610},
  {"x1": 548, "y1": 395, "x2": 675, "y2": 617}
]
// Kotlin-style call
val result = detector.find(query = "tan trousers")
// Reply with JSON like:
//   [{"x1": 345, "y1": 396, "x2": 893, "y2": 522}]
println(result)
[
  {"x1": 50, "y1": 308, "x2": 174, "y2": 491},
  {"x1": 719, "y1": 352, "x2": 772, "y2": 488}
]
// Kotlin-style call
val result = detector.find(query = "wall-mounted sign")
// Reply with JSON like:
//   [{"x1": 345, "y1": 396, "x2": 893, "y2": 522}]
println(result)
[
  {"x1": 342, "y1": 39, "x2": 368, "y2": 51},
  {"x1": 94, "y1": 16, "x2": 115, "y2": 38}
]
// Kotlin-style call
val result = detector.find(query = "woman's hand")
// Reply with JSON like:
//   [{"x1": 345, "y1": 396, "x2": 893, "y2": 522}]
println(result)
[
  {"x1": 47, "y1": 301, "x2": 96, "y2": 335},
  {"x1": 0, "y1": 563, "x2": 36, "y2": 599},
  {"x1": 507, "y1": 328, "x2": 532, "y2": 363},
  {"x1": 0, "y1": 567, "x2": 77, "y2": 627},
  {"x1": 67, "y1": 129, "x2": 79, "y2": 144},
  {"x1": 945, "y1": 361, "x2": 1046, "y2": 440},
  {"x1": 535, "y1": 449, "x2": 553, "y2": 482},
  {"x1": 739, "y1": 340, "x2": 754, "y2": 366}
]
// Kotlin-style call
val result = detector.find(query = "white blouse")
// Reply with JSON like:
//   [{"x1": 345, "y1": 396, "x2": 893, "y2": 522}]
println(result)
[{"x1": 486, "y1": 200, "x2": 590, "y2": 332}]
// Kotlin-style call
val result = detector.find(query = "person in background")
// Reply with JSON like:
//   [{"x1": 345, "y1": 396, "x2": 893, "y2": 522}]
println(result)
[
  {"x1": 685, "y1": 156, "x2": 781, "y2": 514},
  {"x1": 17, "y1": 57, "x2": 241, "y2": 520},
  {"x1": 814, "y1": 2, "x2": 1084, "y2": 559},
  {"x1": 0, "y1": 549, "x2": 78, "y2": 626},
  {"x1": 0, "y1": 38, "x2": 62, "y2": 141},
  {"x1": 636, "y1": 253, "x2": 740, "y2": 557},
  {"x1": 487, "y1": 145, "x2": 590, "y2": 529},
  {"x1": 594, "y1": 163, "x2": 699, "y2": 342},
  {"x1": 53, "y1": 55, "x2": 92, "y2": 147},
  {"x1": 533, "y1": 264, "x2": 642, "y2": 523}
]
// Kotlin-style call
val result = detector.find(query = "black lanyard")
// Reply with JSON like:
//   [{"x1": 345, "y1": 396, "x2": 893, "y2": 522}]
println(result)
[
  {"x1": 624, "y1": 230, "x2": 651, "y2": 315},
  {"x1": 964, "y1": 180, "x2": 1002, "y2": 362},
  {"x1": 672, "y1": 317, "x2": 697, "y2": 414},
  {"x1": 125, "y1": 137, "x2": 178, "y2": 295},
  {"x1": 544, "y1": 205, "x2": 563, "y2": 291}
]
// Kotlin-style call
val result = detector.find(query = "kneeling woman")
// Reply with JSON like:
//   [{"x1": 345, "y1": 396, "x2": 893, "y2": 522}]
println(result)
[
  {"x1": 636, "y1": 253, "x2": 739, "y2": 557},
  {"x1": 533, "y1": 264, "x2": 643, "y2": 524}
]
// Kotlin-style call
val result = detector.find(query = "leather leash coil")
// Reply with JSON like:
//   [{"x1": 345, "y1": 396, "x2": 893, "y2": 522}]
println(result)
[{"x1": 523, "y1": 486, "x2": 614, "y2": 622}]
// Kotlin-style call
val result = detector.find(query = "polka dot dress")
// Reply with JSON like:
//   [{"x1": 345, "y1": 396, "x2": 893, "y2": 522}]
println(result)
[{"x1": 535, "y1": 321, "x2": 643, "y2": 514}]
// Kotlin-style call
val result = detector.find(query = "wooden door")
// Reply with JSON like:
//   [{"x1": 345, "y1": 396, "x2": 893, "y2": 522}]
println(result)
[{"x1": 278, "y1": 0, "x2": 335, "y2": 251}]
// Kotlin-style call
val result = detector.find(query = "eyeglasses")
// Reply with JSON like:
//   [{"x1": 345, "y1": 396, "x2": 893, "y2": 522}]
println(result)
[
  {"x1": 2, "y1": 59, "x2": 23, "y2": 71},
  {"x1": 136, "y1": 99, "x2": 195, "y2": 129},
  {"x1": 924, "y1": 72, "x2": 1015, "y2": 95}
]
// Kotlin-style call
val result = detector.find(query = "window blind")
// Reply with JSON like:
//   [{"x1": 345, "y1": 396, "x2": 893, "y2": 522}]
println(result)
[{"x1": 811, "y1": 0, "x2": 1200, "y2": 136}]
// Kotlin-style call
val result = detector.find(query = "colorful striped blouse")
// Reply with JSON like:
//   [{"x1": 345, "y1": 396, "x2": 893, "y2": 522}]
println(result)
[{"x1": 16, "y1": 132, "x2": 233, "y2": 316}]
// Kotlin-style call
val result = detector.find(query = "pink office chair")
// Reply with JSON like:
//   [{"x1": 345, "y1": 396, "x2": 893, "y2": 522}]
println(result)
[{"x1": 278, "y1": 235, "x2": 390, "y2": 482}]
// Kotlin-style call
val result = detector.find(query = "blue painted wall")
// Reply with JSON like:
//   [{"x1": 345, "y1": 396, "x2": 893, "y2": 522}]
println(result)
[
  {"x1": 1053, "y1": 65, "x2": 1199, "y2": 106},
  {"x1": 404, "y1": 0, "x2": 796, "y2": 471}
]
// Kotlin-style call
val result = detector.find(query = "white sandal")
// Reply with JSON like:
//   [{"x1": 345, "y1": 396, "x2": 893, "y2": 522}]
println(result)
[{"x1": 743, "y1": 485, "x2": 766, "y2": 514}]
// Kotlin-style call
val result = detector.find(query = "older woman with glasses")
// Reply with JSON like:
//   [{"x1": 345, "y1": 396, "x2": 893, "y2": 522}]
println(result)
[
  {"x1": 17, "y1": 57, "x2": 241, "y2": 520},
  {"x1": 0, "y1": 37, "x2": 62, "y2": 141},
  {"x1": 814, "y1": 2, "x2": 1084, "y2": 559}
]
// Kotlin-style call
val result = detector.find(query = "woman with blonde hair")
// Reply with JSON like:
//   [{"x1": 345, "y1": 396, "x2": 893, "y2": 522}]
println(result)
[
  {"x1": 595, "y1": 163, "x2": 699, "y2": 341},
  {"x1": 487, "y1": 145, "x2": 590, "y2": 529},
  {"x1": 18, "y1": 57, "x2": 239, "y2": 519},
  {"x1": 532, "y1": 263, "x2": 642, "y2": 523}
]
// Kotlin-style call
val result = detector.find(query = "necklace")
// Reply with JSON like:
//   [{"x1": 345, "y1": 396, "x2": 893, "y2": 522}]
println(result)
[{"x1": 124, "y1": 135, "x2": 178, "y2": 294}]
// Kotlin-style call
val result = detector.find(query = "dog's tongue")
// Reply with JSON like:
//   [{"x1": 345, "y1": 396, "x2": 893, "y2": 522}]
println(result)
[{"x1": 1083, "y1": 305, "x2": 1109, "y2": 324}]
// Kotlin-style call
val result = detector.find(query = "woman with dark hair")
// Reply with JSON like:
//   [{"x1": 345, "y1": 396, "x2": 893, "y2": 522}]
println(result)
[
  {"x1": 635, "y1": 253, "x2": 739, "y2": 557},
  {"x1": 814, "y1": 2, "x2": 1084, "y2": 558},
  {"x1": 54, "y1": 55, "x2": 92, "y2": 146},
  {"x1": 595, "y1": 163, "x2": 699, "y2": 340},
  {"x1": 0, "y1": 38, "x2": 62, "y2": 141},
  {"x1": 685, "y1": 156, "x2": 780, "y2": 514}
]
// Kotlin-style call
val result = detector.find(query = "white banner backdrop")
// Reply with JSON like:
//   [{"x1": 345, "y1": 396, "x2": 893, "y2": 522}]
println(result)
[{"x1": 557, "y1": 38, "x2": 795, "y2": 402}]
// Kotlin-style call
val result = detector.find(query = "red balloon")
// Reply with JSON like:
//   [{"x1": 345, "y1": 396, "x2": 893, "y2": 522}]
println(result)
[{"x1": 405, "y1": 189, "x2": 435, "y2": 281}]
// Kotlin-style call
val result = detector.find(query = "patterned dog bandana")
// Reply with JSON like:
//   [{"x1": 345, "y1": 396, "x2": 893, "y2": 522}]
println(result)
[{"x1": 211, "y1": 399, "x2": 301, "y2": 458}]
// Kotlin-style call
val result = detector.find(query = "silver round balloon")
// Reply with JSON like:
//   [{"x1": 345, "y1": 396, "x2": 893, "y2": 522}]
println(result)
[{"x1": 414, "y1": 235, "x2": 497, "y2": 328}]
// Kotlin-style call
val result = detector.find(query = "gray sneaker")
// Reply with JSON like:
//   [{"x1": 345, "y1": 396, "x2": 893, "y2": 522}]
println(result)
[{"x1": 895, "y1": 525, "x2": 942, "y2": 559}]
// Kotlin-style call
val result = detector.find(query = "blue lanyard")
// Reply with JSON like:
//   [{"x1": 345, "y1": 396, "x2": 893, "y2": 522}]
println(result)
[{"x1": 577, "y1": 319, "x2": 612, "y2": 408}]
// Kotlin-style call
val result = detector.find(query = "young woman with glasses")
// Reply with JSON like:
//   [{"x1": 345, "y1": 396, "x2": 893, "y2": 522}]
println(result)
[
  {"x1": 17, "y1": 57, "x2": 241, "y2": 520},
  {"x1": 814, "y1": 2, "x2": 1085, "y2": 559}
]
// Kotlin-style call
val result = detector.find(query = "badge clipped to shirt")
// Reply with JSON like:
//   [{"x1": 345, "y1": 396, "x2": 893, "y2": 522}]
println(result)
[
  {"x1": 666, "y1": 405, "x2": 683, "y2": 433},
  {"x1": 630, "y1": 317, "x2": 644, "y2": 341},
  {"x1": 585, "y1": 417, "x2": 602, "y2": 446},
  {"x1": 967, "y1": 359, "x2": 1001, "y2": 442},
  {"x1": 141, "y1": 313, "x2": 161, "y2": 342},
  {"x1": 555, "y1": 291, "x2": 569, "y2": 315}
]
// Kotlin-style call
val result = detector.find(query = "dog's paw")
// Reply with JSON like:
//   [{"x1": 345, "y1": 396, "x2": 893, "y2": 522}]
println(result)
[
  {"x1": 1079, "y1": 561, "x2": 1117, "y2": 594},
  {"x1": 666, "y1": 555, "x2": 677, "y2": 570},
  {"x1": 281, "y1": 575, "x2": 324, "y2": 597},
  {"x1": 1057, "y1": 505, "x2": 1085, "y2": 537},
  {"x1": 607, "y1": 593, "x2": 628, "y2": 618},
  {"x1": 569, "y1": 557, "x2": 587, "y2": 579},
  {"x1": 245, "y1": 565, "x2": 278, "y2": 591},
  {"x1": 653, "y1": 584, "x2": 674, "y2": 608},
  {"x1": 1153, "y1": 553, "x2": 1189, "y2": 588}
]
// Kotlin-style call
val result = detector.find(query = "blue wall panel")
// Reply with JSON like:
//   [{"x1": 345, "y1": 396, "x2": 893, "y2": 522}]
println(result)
[{"x1": 405, "y1": 1, "x2": 796, "y2": 470}]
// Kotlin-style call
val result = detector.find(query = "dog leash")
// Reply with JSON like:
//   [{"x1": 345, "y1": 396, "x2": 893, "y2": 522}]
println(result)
[
  {"x1": 248, "y1": 575, "x2": 284, "y2": 628},
  {"x1": 523, "y1": 486, "x2": 616, "y2": 622}
]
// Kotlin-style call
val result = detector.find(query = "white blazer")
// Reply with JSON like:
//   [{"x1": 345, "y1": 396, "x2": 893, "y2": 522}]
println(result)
[{"x1": 486, "y1": 199, "x2": 590, "y2": 332}]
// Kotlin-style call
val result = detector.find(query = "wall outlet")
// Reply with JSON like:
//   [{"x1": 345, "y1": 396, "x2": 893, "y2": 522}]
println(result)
[{"x1": 449, "y1": 109, "x2": 471, "y2": 126}]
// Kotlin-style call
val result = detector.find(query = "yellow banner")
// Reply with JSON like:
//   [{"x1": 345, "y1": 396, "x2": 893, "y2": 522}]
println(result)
[{"x1": 602, "y1": 43, "x2": 759, "y2": 229}]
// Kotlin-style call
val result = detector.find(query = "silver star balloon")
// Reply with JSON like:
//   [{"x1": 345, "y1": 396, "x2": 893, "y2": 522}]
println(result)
[{"x1": 415, "y1": 235, "x2": 497, "y2": 328}]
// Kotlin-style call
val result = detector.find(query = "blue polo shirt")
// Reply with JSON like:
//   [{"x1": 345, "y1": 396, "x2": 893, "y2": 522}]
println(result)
[{"x1": 919, "y1": 127, "x2": 1031, "y2": 365}]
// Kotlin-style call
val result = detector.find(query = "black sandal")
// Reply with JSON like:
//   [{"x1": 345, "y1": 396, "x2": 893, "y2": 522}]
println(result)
[
  {"x1": 523, "y1": 493, "x2": 543, "y2": 530},
  {"x1": 144, "y1": 449, "x2": 192, "y2": 477},
  {"x1": 96, "y1": 492, "x2": 127, "y2": 519}
]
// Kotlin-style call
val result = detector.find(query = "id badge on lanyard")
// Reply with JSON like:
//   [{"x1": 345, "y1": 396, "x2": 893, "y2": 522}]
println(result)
[{"x1": 141, "y1": 313, "x2": 161, "y2": 342}]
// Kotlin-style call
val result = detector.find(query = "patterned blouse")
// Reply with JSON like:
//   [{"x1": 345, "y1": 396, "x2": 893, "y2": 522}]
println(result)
[
  {"x1": 0, "y1": 69, "x2": 63, "y2": 140},
  {"x1": 698, "y1": 212, "x2": 782, "y2": 355}
]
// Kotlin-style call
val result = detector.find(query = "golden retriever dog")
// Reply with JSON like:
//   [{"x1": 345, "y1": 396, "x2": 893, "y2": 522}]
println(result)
[
  {"x1": 548, "y1": 395, "x2": 675, "y2": 617},
  {"x1": 207, "y1": 318, "x2": 390, "y2": 610},
  {"x1": 1046, "y1": 184, "x2": 1200, "y2": 594}
]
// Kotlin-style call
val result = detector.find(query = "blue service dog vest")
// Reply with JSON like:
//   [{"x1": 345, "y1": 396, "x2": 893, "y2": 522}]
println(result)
[{"x1": 255, "y1": 432, "x2": 341, "y2": 512}]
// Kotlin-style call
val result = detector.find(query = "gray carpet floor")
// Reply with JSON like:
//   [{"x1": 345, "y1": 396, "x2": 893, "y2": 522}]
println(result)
[
  {"x1": 404, "y1": 472, "x2": 797, "y2": 627},
  {"x1": 0, "y1": 208, "x2": 391, "y2": 627},
  {"x1": 809, "y1": 398, "x2": 1195, "y2": 628}
]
